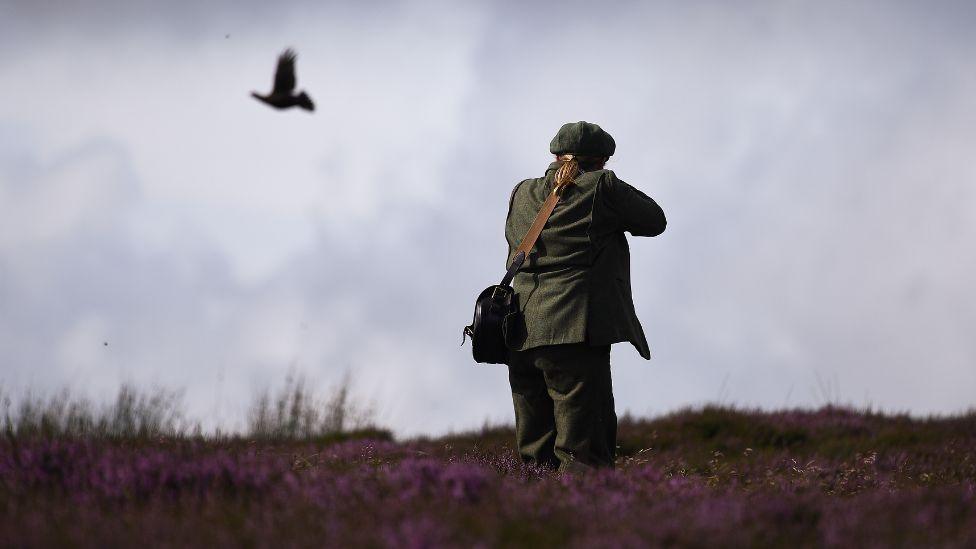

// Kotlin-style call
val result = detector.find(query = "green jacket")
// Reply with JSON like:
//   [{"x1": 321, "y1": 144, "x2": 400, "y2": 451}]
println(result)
[{"x1": 505, "y1": 162, "x2": 666, "y2": 359}]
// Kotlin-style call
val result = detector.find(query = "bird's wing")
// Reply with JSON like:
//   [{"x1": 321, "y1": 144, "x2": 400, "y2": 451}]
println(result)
[{"x1": 272, "y1": 49, "x2": 297, "y2": 95}]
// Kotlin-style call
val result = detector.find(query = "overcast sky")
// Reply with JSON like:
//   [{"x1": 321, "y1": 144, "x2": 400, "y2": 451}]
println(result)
[{"x1": 2, "y1": 0, "x2": 974, "y2": 435}]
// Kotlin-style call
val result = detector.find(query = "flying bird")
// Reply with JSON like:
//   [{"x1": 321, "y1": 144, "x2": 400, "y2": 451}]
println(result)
[{"x1": 251, "y1": 49, "x2": 315, "y2": 112}]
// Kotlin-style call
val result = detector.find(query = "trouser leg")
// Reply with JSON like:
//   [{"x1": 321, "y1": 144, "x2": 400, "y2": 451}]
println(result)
[
  {"x1": 600, "y1": 359, "x2": 618, "y2": 465},
  {"x1": 535, "y1": 344, "x2": 615, "y2": 472},
  {"x1": 507, "y1": 353, "x2": 558, "y2": 469}
]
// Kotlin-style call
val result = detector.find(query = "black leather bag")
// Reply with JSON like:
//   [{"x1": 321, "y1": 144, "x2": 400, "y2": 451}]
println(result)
[{"x1": 463, "y1": 283, "x2": 519, "y2": 364}]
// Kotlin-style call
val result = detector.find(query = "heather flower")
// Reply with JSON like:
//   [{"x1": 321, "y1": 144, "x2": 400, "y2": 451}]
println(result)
[{"x1": 1, "y1": 407, "x2": 973, "y2": 547}]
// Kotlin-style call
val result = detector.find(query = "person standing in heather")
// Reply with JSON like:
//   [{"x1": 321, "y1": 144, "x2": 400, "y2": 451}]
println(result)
[{"x1": 504, "y1": 121, "x2": 666, "y2": 473}]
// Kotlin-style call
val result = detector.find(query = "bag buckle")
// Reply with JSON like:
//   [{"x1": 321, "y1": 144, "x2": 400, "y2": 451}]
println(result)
[{"x1": 491, "y1": 286, "x2": 509, "y2": 301}]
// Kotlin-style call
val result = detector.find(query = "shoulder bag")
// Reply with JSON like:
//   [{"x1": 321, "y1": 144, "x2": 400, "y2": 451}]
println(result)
[{"x1": 462, "y1": 182, "x2": 570, "y2": 364}]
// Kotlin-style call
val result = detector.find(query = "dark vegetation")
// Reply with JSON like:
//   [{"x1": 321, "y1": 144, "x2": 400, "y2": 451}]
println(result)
[
  {"x1": 1, "y1": 385, "x2": 973, "y2": 547},
  {"x1": 1, "y1": 375, "x2": 386, "y2": 443}
]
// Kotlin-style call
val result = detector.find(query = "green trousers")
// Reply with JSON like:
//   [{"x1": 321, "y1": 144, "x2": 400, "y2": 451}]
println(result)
[{"x1": 507, "y1": 343, "x2": 616, "y2": 472}]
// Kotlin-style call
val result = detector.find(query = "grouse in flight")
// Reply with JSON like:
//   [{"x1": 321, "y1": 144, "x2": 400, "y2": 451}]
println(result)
[{"x1": 251, "y1": 49, "x2": 315, "y2": 111}]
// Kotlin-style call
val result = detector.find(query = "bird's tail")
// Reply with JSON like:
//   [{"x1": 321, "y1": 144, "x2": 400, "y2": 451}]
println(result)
[{"x1": 297, "y1": 92, "x2": 315, "y2": 112}]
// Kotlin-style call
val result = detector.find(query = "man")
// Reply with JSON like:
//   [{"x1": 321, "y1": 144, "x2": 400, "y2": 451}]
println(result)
[{"x1": 504, "y1": 121, "x2": 666, "y2": 472}]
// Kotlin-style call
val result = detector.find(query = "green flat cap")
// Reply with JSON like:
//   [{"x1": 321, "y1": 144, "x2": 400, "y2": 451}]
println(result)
[{"x1": 549, "y1": 121, "x2": 616, "y2": 157}]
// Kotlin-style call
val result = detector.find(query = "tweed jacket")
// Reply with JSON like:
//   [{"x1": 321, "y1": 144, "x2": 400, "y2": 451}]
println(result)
[{"x1": 504, "y1": 162, "x2": 666, "y2": 359}]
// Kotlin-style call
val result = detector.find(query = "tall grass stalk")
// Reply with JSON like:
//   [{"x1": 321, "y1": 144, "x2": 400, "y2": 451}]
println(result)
[
  {"x1": 1, "y1": 372, "x2": 381, "y2": 441},
  {"x1": 246, "y1": 372, "x2": 377, "y2": 440},
  {"x1": 1, "y1": 384, "x2": 188, "y2": 439}
]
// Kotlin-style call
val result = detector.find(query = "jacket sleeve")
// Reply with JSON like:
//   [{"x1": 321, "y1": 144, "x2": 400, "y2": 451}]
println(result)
[{"x1": 601, "y1": 171, "x2": 667, "y2": 237}]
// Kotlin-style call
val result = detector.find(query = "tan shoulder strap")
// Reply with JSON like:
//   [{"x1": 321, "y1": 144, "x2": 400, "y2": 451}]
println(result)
[{"x1": 500, "y1": 182, "x2": 570, "y2": 286}]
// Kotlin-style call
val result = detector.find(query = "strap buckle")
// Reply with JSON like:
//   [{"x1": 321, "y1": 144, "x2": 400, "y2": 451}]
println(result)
[{"x1": 500, "y1": 251, "x2": 525, "y2": 287}]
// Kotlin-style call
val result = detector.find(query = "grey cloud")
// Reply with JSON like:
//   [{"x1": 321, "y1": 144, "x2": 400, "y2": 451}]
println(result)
[{"x1": 1, "y1": 0, "x2": 975, "y2": 436}]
